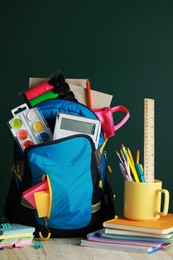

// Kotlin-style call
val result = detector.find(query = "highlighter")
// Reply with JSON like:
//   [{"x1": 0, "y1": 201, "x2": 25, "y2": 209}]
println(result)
[
  {"x1": 28, "y1": 83, "x2": 70, "y2": 106},
  {"x1": 29, "y1": 91, "x2": 59, "y2": 107},
  {"x1": 23, "y1": 74, "x2": 65, "y2": 101},
  {"x1": 24, "y1": 81, "x2": 54, "y2": 101}
]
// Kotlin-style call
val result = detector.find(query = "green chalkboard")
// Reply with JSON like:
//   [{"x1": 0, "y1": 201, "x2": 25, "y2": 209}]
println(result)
[{"x1": 0, "y1": 1, "x2": 173, "y2": 219}]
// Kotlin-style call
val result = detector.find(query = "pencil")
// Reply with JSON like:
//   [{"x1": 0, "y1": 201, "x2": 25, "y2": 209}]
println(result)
[
  {"x1": 127, "y1": 147, "x2": 135, "y2": 166},
  {"x1": 119, "y1": 150, "x2": 133, "y2": 181},
  {"x1": 128, "y1": 158, "x2": 140, "y2": 182},
  {"x1": 115, "y1": 150, "x2": 124, "y2": 166},
  {"x1": 136, "y1": 148, "x2": 140, "y2": 164},
  {"x1": 119, "y1": 162, "x2": 130, "y2": 181},
  {"x1": 125, "y1": 153, "x2": 133, "y2": 182},
  {"x1": 121, "y1": 144, "x2": 127, "y2": 156},
  {"x1": 86, "y1": 79, "x2": 92, "y2": 109}
]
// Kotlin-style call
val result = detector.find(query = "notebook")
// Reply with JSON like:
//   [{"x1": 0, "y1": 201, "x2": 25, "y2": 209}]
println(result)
[
  {"x1": 86, "y1": 229, "x2": 170, "y2": 247},
  {"x1": 101, "y1": 231, "x2": 173, "y2": 243},
  {"x1": 0, "y1": 235, "x2": 34, "y2": 247},
  {"x1": 80, "y1": 228, "x2": 171, "y2": 254},
  {"x1": 0, "y1": 224, "x2": 35, "y2": 239},
  {"x1": 81, "y1": 239, "x2": 169, "y2": 253},
  {"x1": 104, "y1": 228, "x2": 173, "y2": 238},
  {"x1": 103, "y1": 214, "x2": 173, "y2": 235},
  {"x1": 0, "y1": 232, "x2": 34, "y2": 240}
]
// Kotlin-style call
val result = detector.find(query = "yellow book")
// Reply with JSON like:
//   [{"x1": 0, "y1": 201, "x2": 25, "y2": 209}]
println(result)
[{"x1": 103, "y1": 214, "x2": 173, "y2": 235}]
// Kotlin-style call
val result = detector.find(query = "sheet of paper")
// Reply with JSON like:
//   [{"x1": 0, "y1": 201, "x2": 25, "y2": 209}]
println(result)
[
  {"x1": 29, "y1": 78, "x2": 113, "y2": 108},
  {"x1": 65, "y1": 78, "x2": 87, "y2": 88},
  {"x1": 29, "y1": 78, "x2": 87, "y2": 88},
  {"x1": 34, "y1": 190, "x2": 50, "y2": 218},
  {"x1": 23, "y1": 179, "x2": 48, "y2": 208}
]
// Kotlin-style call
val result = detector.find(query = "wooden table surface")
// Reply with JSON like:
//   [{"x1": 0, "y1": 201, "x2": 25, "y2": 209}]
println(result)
[{"x1": 1, "y1": 238, "x2": 173, "y2": 260}]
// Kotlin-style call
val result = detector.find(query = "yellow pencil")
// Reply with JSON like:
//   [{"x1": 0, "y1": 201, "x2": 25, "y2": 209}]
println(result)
[
  {"x1": 126, "y1": 153, "x2": 133, "y2": 182},
  {"x1": 121, "y1": 144, "x2": 127, "y2": 156},
  {"x1": 127, "y1": 147, "x2": 135, "y2": 166},
  {"x1": 128, "y1": 157, "x2": 140, "y2": 182}
]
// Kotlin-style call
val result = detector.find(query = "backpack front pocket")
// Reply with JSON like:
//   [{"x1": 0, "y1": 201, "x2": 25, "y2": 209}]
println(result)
[{"x1": 24, "y1": 135, "x2": 100, "y2": 229}]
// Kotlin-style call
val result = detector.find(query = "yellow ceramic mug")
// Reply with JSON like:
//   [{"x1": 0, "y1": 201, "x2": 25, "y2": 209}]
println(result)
[{"x1": 124, "y1": 180, "x2": 169, "y2": 221}]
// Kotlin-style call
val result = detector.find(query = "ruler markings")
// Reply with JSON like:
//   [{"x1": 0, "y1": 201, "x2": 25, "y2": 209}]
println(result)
[{"x1": 144, "y1": 98, "x2": 155, "y2": 183}]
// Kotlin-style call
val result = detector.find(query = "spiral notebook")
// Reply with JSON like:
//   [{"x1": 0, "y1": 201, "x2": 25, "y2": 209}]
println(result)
[{"x1": 80, "y1": 229, "x2": 170, "y2": 254}]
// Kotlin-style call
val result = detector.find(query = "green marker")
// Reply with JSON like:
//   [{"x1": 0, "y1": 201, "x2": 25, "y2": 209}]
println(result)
[{"x1": 29, "y1": 91, "x2": 59, "y2": 106}]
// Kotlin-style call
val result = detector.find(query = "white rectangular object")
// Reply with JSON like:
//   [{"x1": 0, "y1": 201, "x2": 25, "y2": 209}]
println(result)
[
  {"x1": 53, "y1": 112, "x2": 101, "y2": 149},
  {"x1": 144, "y1": 98, "x2": 155, "y2": 182}
]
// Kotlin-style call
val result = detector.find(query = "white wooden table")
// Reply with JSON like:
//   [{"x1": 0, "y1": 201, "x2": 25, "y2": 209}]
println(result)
[{"x1": 1, "y1": 238, "x2": 173, "y2": 259}]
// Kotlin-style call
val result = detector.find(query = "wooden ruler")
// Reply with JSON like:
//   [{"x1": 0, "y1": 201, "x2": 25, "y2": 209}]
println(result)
[{"x1": 144, "y1": 98, "x2": 155, "y2": 182}]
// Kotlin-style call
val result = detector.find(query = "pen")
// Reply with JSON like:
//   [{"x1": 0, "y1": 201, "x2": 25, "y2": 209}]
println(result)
[
  {"x1": 136, "y1": 164, "x2": 146, "y2": 182},
  {"x1": 86, "y1": 79, "x2": 92, "y2": 109}
]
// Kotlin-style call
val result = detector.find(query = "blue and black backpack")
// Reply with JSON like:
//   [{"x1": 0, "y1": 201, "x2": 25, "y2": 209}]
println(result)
[{"x1": 4, "y1": 98, "x2": 116, "y2": 238}]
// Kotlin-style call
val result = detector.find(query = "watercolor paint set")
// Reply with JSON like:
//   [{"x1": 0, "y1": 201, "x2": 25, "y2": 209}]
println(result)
[{"x1": 8, "y1": 103, "x2": 52, "y2": 151}]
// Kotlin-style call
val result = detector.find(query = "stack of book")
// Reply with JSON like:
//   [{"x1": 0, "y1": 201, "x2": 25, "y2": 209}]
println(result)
[
  {"x1": 0, "y1": 223, "x2": 35, "y2": 248},
  {"x1": 80, "y1": 214, "x2": 173, "y2": 254}
]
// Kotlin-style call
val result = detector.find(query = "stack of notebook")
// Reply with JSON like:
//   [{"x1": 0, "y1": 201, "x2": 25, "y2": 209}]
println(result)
[
  {"x1": 0, "y1": 223, "x2": 35, "y2": 248},
  {"x1": 80, "y1": 214, "x2": 173, "y2": 254}
]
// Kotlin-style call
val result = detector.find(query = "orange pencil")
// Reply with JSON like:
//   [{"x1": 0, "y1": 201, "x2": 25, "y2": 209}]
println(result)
[
  {"x1": 136, "y1": 148, "x2": 140, "y2": 164},
  {"x1": 86, "y1": 79, "x2": 92, "y2": 109}
]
